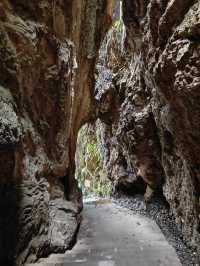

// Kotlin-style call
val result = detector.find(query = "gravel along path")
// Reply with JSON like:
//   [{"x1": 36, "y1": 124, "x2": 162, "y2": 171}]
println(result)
[{"x1": 115, "y1": 195, "x2": 200, "y2": 266}]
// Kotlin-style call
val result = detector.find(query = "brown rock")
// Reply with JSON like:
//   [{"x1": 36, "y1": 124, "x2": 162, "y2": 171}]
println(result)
[
  {"x1": 96, "y1": 0, "x2": 200, "y2": 257},
  {"x1": 0, "y1": 1, "x2": 113, "y2": 264}
]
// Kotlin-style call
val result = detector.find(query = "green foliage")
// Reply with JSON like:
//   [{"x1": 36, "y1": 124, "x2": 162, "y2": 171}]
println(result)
[{"x1": 75, "y1": 123, "x2": 112, "y2": 197}]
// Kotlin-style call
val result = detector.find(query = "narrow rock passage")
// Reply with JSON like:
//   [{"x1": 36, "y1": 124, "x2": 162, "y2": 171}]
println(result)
[{"x1": 29, "y1": 199, "x2": 181, "y2": 266}]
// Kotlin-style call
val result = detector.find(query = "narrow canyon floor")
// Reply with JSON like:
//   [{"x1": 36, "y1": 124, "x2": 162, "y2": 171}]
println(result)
[{"x1": 27, "y1": 199, "x2": 182, "y2": 266}]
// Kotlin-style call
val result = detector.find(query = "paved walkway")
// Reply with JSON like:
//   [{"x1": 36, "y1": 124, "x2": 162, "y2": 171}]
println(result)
[{"x1": 28, "y1": 199, "x2": 181, "y2": 266}]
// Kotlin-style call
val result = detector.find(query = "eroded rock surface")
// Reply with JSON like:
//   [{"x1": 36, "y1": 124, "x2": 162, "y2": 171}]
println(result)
[
  {"x1": 0, "y1": 0, "x2": 200, "y2": 264},
  {"x1": 95, "y1": 0, "x2": 200, "y2": 258},
  {"x1": 0, "y1": 0, "x2": 112, "y2": 264}
]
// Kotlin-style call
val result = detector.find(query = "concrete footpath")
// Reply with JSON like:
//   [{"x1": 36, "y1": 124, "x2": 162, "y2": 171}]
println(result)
[{"x1": 27, "y1": 199, "x2": 182, "y2": 266}]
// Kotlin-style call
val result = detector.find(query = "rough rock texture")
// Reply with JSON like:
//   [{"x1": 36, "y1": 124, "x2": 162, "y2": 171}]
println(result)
[
  {"x1": 96, "y1": 61, "x2": 164, "y2": 197},
  {"x1": 143, "y1": 0, "x2": 200, "y2": 255},
  {"x1": 96, "y1": 0, "x2": 200, "y2": 258},
  {"x1": 1, "y1": 0, "x2": 200, "y2": 264},
  {"x1": 0, "y1": 0, "x2": 112, "y2": 265}
]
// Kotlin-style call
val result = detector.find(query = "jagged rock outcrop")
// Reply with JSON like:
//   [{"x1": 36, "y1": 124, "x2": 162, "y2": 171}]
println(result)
[
  {"x1": 0, "y1": 1, "x2": 112, "y2": 265},
  {"x1": 96, "y1": 0, "x2": 200, "y2": 258},
  {"x1": 141, "y1": 0, "x2": 200, "y2": 255},
  {"x1": 1, "y1": 0, "x2": 200, "y2": 264}
]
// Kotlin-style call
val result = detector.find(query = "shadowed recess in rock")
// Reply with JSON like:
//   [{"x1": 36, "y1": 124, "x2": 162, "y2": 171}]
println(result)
[{"x1": 0, "y1": 184, "x2": 20, "y2": 266}]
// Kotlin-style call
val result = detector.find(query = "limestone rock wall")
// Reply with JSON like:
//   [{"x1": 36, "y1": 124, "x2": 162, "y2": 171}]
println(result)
[
  {"x1": 97, "y1": 0, "x2": 200, "y2": 255},
  {"x1": 1, "y1": 0, "x2": 200, "y2": 263},
  {"x1": 0, "y1": 0, "x2": 112, "y2": 264},
  {"x1": 141, "y1": 0, "x2": 200, "y2": 253}
]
